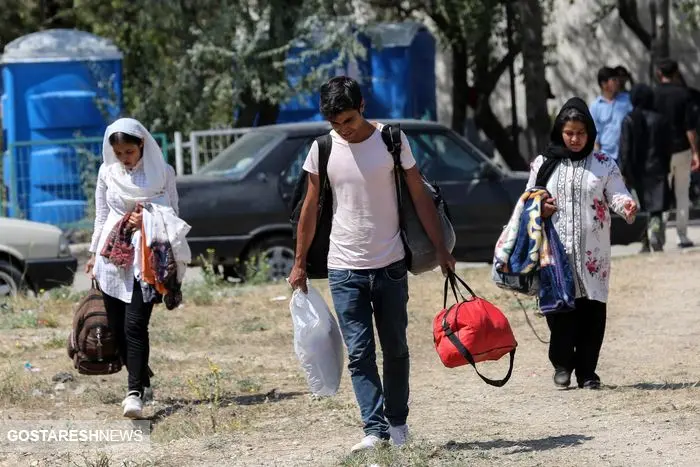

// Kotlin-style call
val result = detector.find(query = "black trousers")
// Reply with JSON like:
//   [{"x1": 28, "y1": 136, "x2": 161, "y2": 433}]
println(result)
[
  {"x1": 102, "y1": 280, "x2": 154, "y2": 396},
  {"x1": 546, "y1": 298, "x2": 607, "y2": 386}
]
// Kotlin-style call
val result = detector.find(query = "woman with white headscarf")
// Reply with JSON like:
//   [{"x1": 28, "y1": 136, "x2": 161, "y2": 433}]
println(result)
[{"x1": 86, "y1": 117, "x2": 179, "y2": 418}]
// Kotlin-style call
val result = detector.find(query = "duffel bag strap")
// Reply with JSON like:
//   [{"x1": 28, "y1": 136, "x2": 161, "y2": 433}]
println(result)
[
  {"x1": 441, "y1": 273, "x2": 515, "y2": 387},
  {"x1": 441, "y1": 311, "x2": 515, "y2": 387}
]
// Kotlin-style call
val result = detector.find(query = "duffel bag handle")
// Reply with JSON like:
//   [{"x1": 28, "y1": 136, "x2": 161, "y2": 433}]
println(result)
[{"x1": 442, "y1": 271, "x2": 476, "y2": 309}]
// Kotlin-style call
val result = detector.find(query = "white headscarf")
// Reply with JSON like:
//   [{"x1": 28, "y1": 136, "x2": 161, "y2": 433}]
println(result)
[{"x1": 102, "y1": 117, "x2": 167, "y2": 204}]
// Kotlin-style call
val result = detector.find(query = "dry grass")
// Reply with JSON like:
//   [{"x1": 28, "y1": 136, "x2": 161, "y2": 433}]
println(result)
[{"x1": 0, "y1": 250, "x2": 698, "y2": 466}]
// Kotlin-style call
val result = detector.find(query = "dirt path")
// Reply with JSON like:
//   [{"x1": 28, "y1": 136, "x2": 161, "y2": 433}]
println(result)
[{"x1": 0, "y1": 250, "x2": 698, "y2": 466}]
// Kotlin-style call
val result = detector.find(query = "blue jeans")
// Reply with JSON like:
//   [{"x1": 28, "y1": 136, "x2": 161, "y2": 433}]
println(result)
[{"x1": 328, "y1": 259, "x2": 410, "y2": 439}]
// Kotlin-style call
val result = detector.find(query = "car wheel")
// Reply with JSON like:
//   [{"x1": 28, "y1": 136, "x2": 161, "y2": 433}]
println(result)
[
  {"x1": 0, "y1": 260, "x2": 24, "y2": 297},
  {"x1": 242, "y1": 236, "x2": 295, "y2": 283}
]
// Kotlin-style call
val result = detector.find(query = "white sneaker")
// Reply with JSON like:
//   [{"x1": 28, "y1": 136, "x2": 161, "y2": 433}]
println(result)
[
  {"x1": 388, "y1": 424, "x2": 409, "y2": 446},
  {"x1": 121, "y1": 393, "x2": 143, "y2": 419},
  {"x1": 350, "y1": 434, "x2": 383, "y2": 452}
]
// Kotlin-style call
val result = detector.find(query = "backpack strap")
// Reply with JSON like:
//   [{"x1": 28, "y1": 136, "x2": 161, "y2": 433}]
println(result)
[
  {"x1": 315, "y1": 134, "x2": 332, "y2": 192},
  {"x1": 380, "y1": 123, "x2": 403, "y2": 168},
  {"x1": 381, "y1": 124, "x2": 407, "y2": 227}
]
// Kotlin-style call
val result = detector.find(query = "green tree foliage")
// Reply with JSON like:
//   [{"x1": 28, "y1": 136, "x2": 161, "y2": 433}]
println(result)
[
  {"x1": 1, "y1": 0, "x2": 364, "y2": 137},
  {"x1": 72, "y1": 0, "x2": 365, "y2": 134},
  {"x1": 371, "y1": 0, "x2": 529, "y2": 169}
]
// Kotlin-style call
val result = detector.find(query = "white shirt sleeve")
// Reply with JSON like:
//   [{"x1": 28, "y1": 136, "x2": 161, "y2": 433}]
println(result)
[
  {"x1": 399, "y1": 130, "x2": 416, "y2": 170},
  {"x1": 89, "y1": 164, "x2": 109, "y2": 254},
  {"x1": 301, "y1": 140, "x2": 320, "y2": 175}
]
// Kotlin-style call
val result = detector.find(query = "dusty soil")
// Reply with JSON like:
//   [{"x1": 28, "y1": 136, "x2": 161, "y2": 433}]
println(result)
[{"x1": 0, "y1": 249, "x2": 698, "y2": 466}]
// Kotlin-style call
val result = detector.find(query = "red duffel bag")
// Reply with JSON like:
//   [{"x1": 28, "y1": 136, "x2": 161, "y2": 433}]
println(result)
[{"x1": 433, "y1": 271, "x2": 517, "y2": 387}]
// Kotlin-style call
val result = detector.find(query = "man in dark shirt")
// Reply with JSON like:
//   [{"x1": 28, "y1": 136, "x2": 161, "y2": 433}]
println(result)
[{"x1": 654, "y1": 59, "x2": 699, "y2": 248}]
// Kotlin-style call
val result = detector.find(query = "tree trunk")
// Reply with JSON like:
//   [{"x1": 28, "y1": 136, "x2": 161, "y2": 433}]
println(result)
[
  {"x1": 618, "y1": 0, "x2": 653, "y2": 49},
  {"x1": 650, "y1": 0, "x2": 671, "y2": 69},
  {"x1": 469, "y1": 11, "x2": 525, "y2": 170},
  {"x1": 515, "y1": 0, "x2": 551, "y2": 159},
  {"x1": 451, "y1": 40, "x2": 469, "y2": 134},
  {"x1": 474, "y1": 97, "x2": 529, "y2": 171},
  {"x1": 235, "y1": 88, "x2": 259, "y2": 128}
]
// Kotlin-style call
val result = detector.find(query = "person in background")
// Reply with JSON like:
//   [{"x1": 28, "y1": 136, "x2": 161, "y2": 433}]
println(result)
[
  {"x1": 85, "y1": 118, "x2": 180, "y2": 419},
  {"x1": 615, "y1": 65, "x2": 634, "y2": 94},
  {"x1": 288, "y1": 76, "x2": 456, "y2": 453},
  {"x1": 590, "y1": 66, "x2": 633, "y2": 163},
  {"x1": 619, "y1": 83, "x2": 672, "y2": 253},
  {"x1": 528, "y1": 97, "x2": 638, "y2": 390},
  {"x1": 653, "y1": 58, "x2": 700, "y2": 248}
]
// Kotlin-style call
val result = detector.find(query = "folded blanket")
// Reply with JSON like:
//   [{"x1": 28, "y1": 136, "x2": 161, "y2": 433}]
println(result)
[
  {"x1": 493, "y1": 188, "x2": 575, "y2": 314},
  {"x1": 538, "y1": 218, "x2": 576, "y2": 314},
  {"x1": 494, "y1": 188, "x2": 549, "y2": 275}
]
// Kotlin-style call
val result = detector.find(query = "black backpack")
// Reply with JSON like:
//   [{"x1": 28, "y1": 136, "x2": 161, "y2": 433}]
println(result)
[{"x1": 290, "y1": 134, "x2": 334, "y2": 279}]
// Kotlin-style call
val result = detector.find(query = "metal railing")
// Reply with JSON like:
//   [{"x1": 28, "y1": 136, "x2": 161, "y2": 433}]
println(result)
[
  {"x1": 1, "y1": 134, "x2": 167, "y2": 230},
  {"x1": 173, "y1": 128, "x2": 251, "y2": 175}
]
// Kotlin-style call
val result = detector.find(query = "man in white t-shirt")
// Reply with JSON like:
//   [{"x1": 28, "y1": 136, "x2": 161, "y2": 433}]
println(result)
[{"x1": 288, "y1": 76, "x2": 456, "y2": 453}]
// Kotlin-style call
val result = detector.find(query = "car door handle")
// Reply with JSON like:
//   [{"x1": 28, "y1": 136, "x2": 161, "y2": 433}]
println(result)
[{"x1": 281, "y1": 193, "x2": 291, "y2": 201}]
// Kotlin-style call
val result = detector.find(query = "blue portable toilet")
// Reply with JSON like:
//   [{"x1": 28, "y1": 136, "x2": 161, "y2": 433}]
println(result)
[
  {"x1": 276, "y1": 31, "x2": 373, "y2": 124},
  {"x1": 274, "y1": 22, "x2": 436, "y2": 124},
  {"x1": 363, "y1": 22, "x2": 437, "y2": 121},
  {"x1": 1, "y1": 29, "x2": 123, "y2": 225}
]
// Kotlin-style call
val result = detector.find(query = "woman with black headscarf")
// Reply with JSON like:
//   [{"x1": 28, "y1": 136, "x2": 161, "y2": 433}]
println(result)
[
  {"x1": 527, "y1": 97, "x2": 638, "y2": 390},
  {"x1": 619, "y1": 83, "x2": 672, "y2": 252}
]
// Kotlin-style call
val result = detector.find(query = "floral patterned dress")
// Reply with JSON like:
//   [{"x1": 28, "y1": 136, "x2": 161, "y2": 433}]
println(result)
[{"x1": 527, "y1": 152, "x2": 635, "y2": 303}]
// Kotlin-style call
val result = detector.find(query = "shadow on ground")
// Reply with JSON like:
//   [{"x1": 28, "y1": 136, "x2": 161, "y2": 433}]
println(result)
[
  {"x1": 148, "y1": 389, "x2": 306, "y2": 427},
  {"x1": 606, "y1": 381, "x2": 700, "y2": 391},
  {"x1": 444, "y1": 434, "x2": 593, "y2": 454}
]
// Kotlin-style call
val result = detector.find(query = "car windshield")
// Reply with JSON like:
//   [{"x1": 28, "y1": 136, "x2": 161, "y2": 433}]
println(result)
[
  {"x1": 405, "y1": 130, "x2": 490, "y2": 181},
  {"x1": 198, "y1": 131, "x2": 283, "y2": 177}
]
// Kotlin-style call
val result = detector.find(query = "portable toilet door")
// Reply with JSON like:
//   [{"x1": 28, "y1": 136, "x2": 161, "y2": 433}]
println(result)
[
  {"x1": 275, "y1": 30, "x2": 372, "y2": 124},
  {"x1": 363, "y1": 22, "x2": 437, "y2": 121},
  {"x1": 1, "y1": 29, "x2": 123, "y2": 226}
]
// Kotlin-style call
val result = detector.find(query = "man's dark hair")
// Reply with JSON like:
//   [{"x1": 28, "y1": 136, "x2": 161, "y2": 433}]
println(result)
[
  {"x1": 614, "y1": 65, "x2": 630, "y2": 78},
  {"x1": 656, "y1": 58, "x2": 679, "y2": 79},
  {"x1": 319, "y1": 76, "x2": 363, "y2": 119},
  {"x1": 597, "y1": 66, "x2": 617, "y2": 87}
]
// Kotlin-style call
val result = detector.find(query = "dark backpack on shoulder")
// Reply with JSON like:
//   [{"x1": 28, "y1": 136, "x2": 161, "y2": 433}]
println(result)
[
  {"x1": 67, "y1": 280, "x2": 122, "y2": 375},
  {"x1": 290, "y1": 135, "x2": 333, "y2": 279}
]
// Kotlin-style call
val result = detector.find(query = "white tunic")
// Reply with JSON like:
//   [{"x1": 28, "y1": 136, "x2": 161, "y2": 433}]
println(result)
[
  {"x1": 527, "y1": 152, "x2": 635, "y2": 303},
  {"x1": 89, "y1": 159, "x2": 179, "y2": 303}
]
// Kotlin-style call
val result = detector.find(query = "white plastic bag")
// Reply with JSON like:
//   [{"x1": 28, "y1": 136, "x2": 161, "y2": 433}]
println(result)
[{"x1": 289, "y1": 284, "x2": 344, "y2": 396}]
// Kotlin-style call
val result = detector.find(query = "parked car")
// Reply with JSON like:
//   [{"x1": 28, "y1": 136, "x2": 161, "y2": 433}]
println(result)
[
  {"x1": 0, "y1": 217, "x2": 78, "y2": 296},
  {"x1": 176, "y1": 120, "x2": 647, "y2": 281}
]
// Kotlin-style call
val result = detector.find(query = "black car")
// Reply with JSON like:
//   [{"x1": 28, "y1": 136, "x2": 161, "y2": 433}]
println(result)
[{"x1": 176, "y1": 120, "x2": 647, "y2": 281}]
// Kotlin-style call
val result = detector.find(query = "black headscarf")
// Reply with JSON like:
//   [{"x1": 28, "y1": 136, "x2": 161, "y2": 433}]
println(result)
[
  {"x1": 535, "y1": 97, "x2": 598, "y2": 187},
  {"x1": 630, "y1": 83, "x2": 654, "y2": 111}
]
